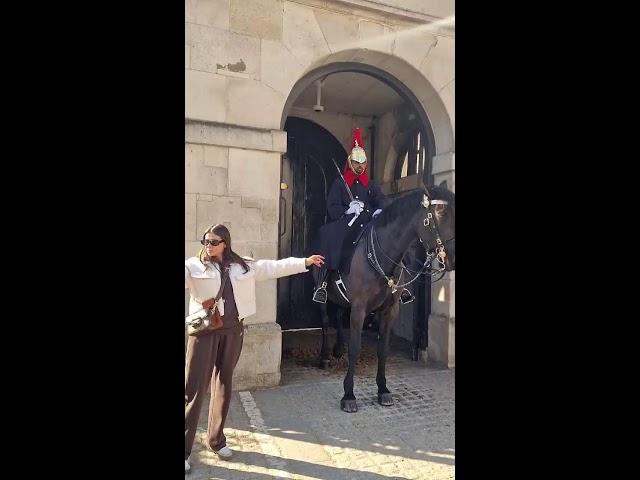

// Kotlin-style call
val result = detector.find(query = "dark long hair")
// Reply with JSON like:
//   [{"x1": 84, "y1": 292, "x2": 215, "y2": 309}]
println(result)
[{"x1": 199, "y1": 224, "x2": 251, "y2": 273}]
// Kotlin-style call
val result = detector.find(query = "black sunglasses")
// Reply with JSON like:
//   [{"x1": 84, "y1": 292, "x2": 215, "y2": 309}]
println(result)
[{"x1": 201, "y1": 239, "x2": 224, "y2": 246}]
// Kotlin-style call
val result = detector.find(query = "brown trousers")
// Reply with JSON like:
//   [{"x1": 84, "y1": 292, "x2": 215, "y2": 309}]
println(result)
[{"x1": 184, "y1": 323, "x2": 244, "y2": 459}]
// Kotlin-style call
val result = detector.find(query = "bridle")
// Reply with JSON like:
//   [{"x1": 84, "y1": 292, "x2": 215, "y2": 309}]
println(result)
[
  {"x1": 366, "y1": 190, "x2": 454, "y2": 293},
  {"x1": 420, "y1": 192, "x2": 454, "y2": 273}
]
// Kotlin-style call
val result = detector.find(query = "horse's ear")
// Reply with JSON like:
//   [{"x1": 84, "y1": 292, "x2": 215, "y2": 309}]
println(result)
[{"x1": 439, "y1": 179, "x2": 448, "y2": 190}]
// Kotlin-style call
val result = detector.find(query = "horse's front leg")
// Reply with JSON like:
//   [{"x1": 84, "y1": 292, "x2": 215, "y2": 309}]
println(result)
[
  {"x1": 341, "y1": 305, "x2": 366, "y2": 413},
  {"x1": 319, "y1": 302, "x2": 330, "y2": 370},
  {"x1": 411, "y1": 302, "x2": 420, "y2": 361},
  {"x1": 377, "y1": 298, "x2": 399, "y2": 406}
]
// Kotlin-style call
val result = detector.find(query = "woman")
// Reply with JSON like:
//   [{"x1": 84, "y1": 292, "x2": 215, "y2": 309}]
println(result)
[{"x1": 184, "y1": 224, "x2": 324, "y2": 473}]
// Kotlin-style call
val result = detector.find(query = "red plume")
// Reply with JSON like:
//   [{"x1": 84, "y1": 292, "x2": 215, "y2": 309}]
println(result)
[{"x1": 351, "y1": 128, "x2": 365, "y2": 149}]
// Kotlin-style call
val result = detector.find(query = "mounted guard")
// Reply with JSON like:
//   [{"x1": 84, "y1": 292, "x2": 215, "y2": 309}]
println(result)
[{"x1": 312, "y1": 127, "x2": 415, "y2": 304}]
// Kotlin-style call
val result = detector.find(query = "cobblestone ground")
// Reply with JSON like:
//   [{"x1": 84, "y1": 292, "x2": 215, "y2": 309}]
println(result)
[{"x1": 189, "y1": 332, "x2": 455, "y2": 479}]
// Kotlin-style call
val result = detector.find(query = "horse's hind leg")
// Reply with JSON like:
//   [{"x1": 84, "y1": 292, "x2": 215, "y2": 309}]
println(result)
[
  {"x1": 341, "y1": 305, "x2": 366, "y2": 413},
  {"x1": 319, "y1": 302, "x2": 331, "y2": 369},
  {"x1": 377, "y1": 300, "x2": 399, "y2": 406}
]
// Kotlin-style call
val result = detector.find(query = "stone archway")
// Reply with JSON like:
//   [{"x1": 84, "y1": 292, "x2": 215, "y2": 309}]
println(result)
[
  {"x1": 279, "y1": 49, "x2": 455, "y2": 367},
  {"x1": 281, "y1": 48, "x2": 454, "y2": 184}
]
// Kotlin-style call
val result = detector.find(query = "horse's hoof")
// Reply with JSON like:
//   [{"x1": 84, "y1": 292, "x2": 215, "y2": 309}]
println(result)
[
  {"x1": 340, "y1": 398, "x2": 358, "y2": 413},
  {"x1": 320, "y1": 359, "x2": 329, "y2": 370},
  {"x1": 378, "y1": 393, "x2": 394, "y2": 406}
]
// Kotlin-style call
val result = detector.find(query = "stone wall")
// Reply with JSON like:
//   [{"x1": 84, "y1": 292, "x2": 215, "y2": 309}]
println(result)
[{"x1": 185, "y1": 0, "x2": 455, "y2": 387}]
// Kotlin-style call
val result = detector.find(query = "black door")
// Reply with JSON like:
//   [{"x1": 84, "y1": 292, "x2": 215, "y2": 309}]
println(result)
[{"x1": 277, "y1": 118, "x2": 347, "y2": 330}]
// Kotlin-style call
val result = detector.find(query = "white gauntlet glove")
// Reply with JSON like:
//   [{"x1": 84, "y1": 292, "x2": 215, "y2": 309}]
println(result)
[
  {"x1": 372, "y1": 209, "x2": 382, "y2": 218},
  {"x1": 345, "y1": 200, "x2": 364, "y2": 216}
]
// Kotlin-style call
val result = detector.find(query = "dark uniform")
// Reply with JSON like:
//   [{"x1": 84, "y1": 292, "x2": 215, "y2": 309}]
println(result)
[
  {"x1": 313, "y1": 127, "x2": 388, "y2": 303},
  {"x1": 318, "y1": 176, "x2": 385, "y2": 271}
]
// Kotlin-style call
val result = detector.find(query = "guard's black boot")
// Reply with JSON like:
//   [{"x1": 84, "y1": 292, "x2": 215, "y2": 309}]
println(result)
[
  {"x1": 400, "y1": 288, "x2": 415, "y2": 304},
  {"x1": 313, "y1": 267, "x2": 329, "y2": 303}
]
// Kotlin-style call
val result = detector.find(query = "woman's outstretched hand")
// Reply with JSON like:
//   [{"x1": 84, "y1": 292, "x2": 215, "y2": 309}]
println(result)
[{"x1": 305, "y1": 255, "x2": 325, "y2": 267}]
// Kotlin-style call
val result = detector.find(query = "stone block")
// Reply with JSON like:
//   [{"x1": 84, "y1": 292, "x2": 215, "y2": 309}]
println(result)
[
  {"x1": 230, "y1": 0, "x2": 283, "y2": 41},
  {"x1": 241, "y1": 196, "x2": 263, "y2": 209},
  {"x1": 225, "y1": 77, "x2": 285, "y2": 130},
  {"x1": 233, "y1": 223, "x2": 262, "y2": 242},
  {"x1": 185, "y1": 0, "x2": 196, "y2": 22},
  {"x1": 393, "y1": 27, "x2": 438, "y2": 70},
  {"x1": 188, "y1": 23, "x2": 260, "y2": 76},
  {"x1": 185, "y1": 193, "x2": 198, "y2": 241},
  {"x1": 314, "y1": 9, "x2": 359, "y2": 52},
  {"x1": 232, "y1": 323, "x2": 282, "y2": 390},
  {"x1": 282, "y1": 2, "x2": 330, "y2": 66},
  {"x1": 427, "y1": 313, "x2": 454, "y2": 368},
  {"x1": 248, "y1": 278, "x2": 277, "y2": 324},
  {"x1": 359, "y1": 20, "x2": 394, "y2": 54},
  {"x1": 185, "y1": 143, "x2": 204, "y2": 165},
  {"x1": 185, "y1": 153, "x2": 228, "y2": 195},
  {"x1": 218, "y1": 30, "x2": 261, "y2": 76},
  {"x1": 260, "y1": 38, "x2": 306, "y2": 97},
  {"x1": 242, "y1": 206, "x2": 263, "y2": 224},
  {"x1": 196, "y1": 196, "x2": 242, "y2": 229},
  {"x1": 431, "y1": 273, "x2": 454, "y2": 317},
  {"x1": 187, "y1": 23, "x2": 225, "y2": 72},
  {"x1": 185, "y1": 121, "x2": 230, "y2": 146},
  {"x1": 193, "y1": 0, "x2": 229, "y2": 30},
  {"x1": 260, "y1": 199, "x2": 279, "y2": 222},
  {"x1": 233, "y1": 241, "x2": 277, "y2": 260},
  {"x1": 432, "y1": 152, "x2": 454, "y2": 175},
  {"x1": 228, "y1": 148, "x2": 280, "y2": 199},
  {"x1": 420, "y1": 35, "x2": 454, "y2": 91},
  {"x1": 203, "y1": 145, "x2": 228, "y2": 168},
  {"x1": 185, "y1": 70, "x2": 227, "y2": 122},
  {"x1": 228, "y1": 126, "x2": 273, "y2": 151},
  {"x1": 439, "y1": 78, "x2": 455, "y2": 132},
  {"x1": 260, "y1": 222, "x2": 278, "y2": 242},
  {"x1": 185, "y1": 240, "x2": 202, "y2": 259},
  {"x1": 271, "y1": 130, "x2": 287, "y2": 153}
]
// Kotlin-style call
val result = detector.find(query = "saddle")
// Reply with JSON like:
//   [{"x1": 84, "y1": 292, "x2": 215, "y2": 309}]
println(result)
[
  {"x1": 333, "y1": 270, "x2": 414, "y2": 305},
  {"x1": 338, "y1": 218, "x2": 375, "y2": 274}
]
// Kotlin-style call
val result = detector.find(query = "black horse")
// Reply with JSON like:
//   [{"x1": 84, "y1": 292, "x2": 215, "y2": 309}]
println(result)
[{"x1": 313, "y1": 184, "x2": 455, "y2": 412}]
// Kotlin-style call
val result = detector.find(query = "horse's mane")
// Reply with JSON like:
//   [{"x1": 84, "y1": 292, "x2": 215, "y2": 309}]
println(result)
[
  {"x1": 375, "y1": 189, "x2": 423, "y2": 228},
  {"x1": 375, "y1": 186, "x2": 454, "y2": 228}
]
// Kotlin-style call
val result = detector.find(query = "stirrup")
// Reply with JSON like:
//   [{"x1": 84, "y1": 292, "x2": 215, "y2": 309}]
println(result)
[
  {"x1": 313, "y1": 281, "x2": 328, "y2": 303},
  {"x1": 400, "y1": 288, "x2": 415, "y2": 305}
]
